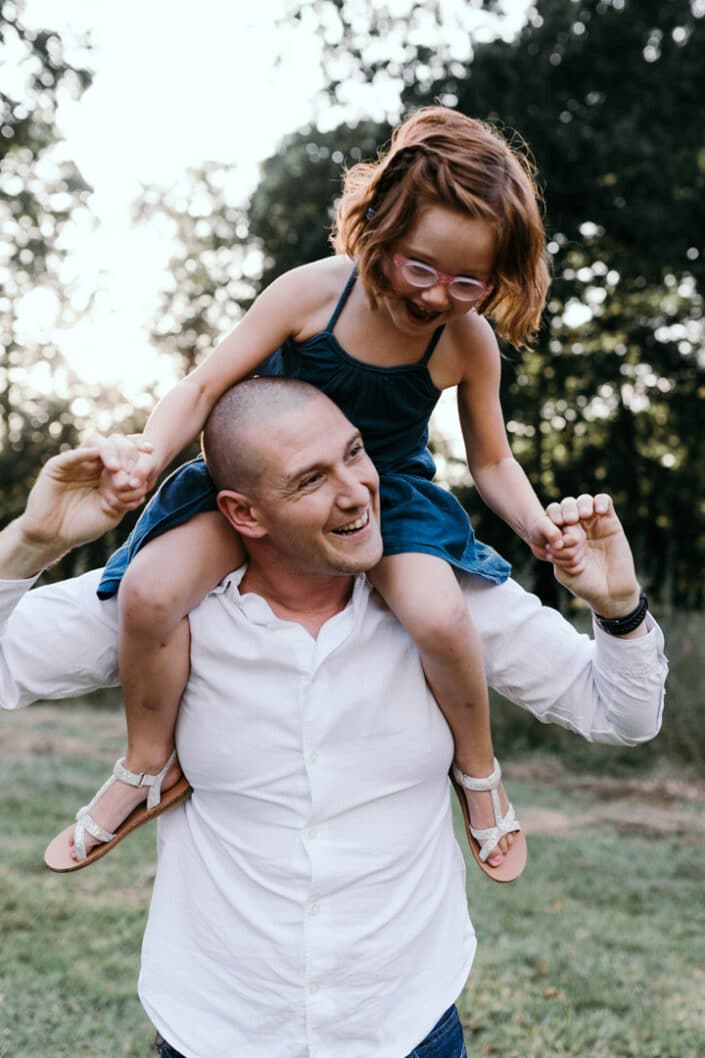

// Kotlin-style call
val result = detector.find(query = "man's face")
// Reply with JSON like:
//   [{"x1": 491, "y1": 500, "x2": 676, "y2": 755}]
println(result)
[{"x1": 249, "y1": 400, "x2": 382, "y2": 577}]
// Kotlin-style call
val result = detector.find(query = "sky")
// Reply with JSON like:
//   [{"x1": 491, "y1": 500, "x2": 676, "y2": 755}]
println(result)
[
  {"x1": 19, "y1": 0, "x2": 530, "y2": 451},
  {"x1": 22, "y1": 0, "x2": 331, "y2": 395}
]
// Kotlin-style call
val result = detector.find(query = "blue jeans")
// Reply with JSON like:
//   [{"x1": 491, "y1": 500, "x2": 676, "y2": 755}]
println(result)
[{"x1": 156, "y1": 1003, "x2": 467, "y2": 1057}]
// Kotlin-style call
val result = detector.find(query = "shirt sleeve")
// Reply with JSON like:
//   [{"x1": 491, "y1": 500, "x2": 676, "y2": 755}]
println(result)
[
  {"x1": 0, "y1": 569, "x2": 120, "y2": 711},
  {"x1": 466, "y1": 576, "x2": 667, "y2": 746}
]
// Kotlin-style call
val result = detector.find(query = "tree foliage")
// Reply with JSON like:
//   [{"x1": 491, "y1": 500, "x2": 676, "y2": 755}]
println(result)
[
  {"x1": 0, "y1": 2, "x2": 147, "y2": 576},
  {"x1": 139, "y1": 0, "x2": 704, "y2": 607},
  {"x1": 415, "y1": 0, "x2": 705, "y2": 607},
  {"x1": 265, "y1": 0, "x2": 705, "y2": 607}
]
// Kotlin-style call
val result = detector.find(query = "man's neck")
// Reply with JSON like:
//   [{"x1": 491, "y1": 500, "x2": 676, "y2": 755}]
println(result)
[{"x1": 239, "y1": 561, "x2": 356, "y2": 638}]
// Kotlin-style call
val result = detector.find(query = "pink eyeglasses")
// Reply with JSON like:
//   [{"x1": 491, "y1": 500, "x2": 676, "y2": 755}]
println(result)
[{"x1": 392, "y1": 253, "x2": 493, "y2": 303}]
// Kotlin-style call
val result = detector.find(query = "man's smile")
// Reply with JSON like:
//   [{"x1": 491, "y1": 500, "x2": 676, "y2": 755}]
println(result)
[{"x1": 331, "y1": 508, "x2": 371, "y2": 535}]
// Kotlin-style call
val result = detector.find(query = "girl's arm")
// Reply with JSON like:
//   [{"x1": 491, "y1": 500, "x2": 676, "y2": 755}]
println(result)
[
  {"x1": 140, "y1": 268, "x2": 313, "y2": 474},
  {"x1": 455, "y1": 319, "x2": 562, "y2": 559},
  {"x1": 97, "y1": 263, "x2": 332, "y2": 499}
]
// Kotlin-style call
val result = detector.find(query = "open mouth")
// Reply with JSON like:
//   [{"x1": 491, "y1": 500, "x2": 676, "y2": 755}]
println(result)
[
  {"x1": 332, "y1": 509, "x2": 370, "y2": 535},
  {"x1": 405, "y1": 299, "x2": 441, "y2": 324}
]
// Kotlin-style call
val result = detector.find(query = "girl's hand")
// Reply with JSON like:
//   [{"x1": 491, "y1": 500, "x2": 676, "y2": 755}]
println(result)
[
  {"x1": 525, "y1": 512, "x2": 566, "y2": 562},
  {"x1": 83, "y1": 433, "x2": 159, "y2": 508}
]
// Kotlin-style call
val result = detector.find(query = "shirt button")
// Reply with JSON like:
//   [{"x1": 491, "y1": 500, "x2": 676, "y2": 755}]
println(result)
[
  {"x1": 310, "y1": 751, "x2": 318, "y2": 763},
  {"x1": 308, "y1": 827, "x2": 318, "y2": 840},
  {"x1": 309, "y1": 982, "x2": 320, "y2": 994},
  {"x1": 309, "y1": 903, "x2": 320, "y2": 916}
]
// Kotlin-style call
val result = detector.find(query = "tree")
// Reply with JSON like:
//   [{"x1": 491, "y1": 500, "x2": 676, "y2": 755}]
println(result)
[
  {"x1": 267, "y1": 0, "x2": 705, "y2": 607},
  {"x1": 1, "y1": 0, "x2": 92, "y2": 434},
  {"x1": 134, "y1": 165, "x2": 254, "y2": 376},
  {"x1": 413, "y1": 0, "x2": 705, "y2": 606},
  {"x1": 137, "y1": 0, "x2": 705, "y2": 606},
  {"x1": 0, "y1": 3, "x2": 145, "y2": 577}
]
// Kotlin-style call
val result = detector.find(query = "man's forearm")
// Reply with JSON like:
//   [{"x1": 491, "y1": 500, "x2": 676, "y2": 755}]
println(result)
[
  {"x1": 470, "y1": 577, "x2": 666, "y2": 746},
  {"x1": 0, "y1": 570, "x2": 120, "y2": 712},
  {"x1": 0, "y1": 516, "x2": 67, "y2": 581}
]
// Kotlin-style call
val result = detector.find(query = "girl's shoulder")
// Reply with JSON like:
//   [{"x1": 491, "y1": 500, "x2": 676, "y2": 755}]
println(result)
[
  {"x1": 441, "y1": 310, "x2": 501, "y2": 385},
  {"x1": 270, "y1": 256, "x2": 352, "y2": 303},
  {"x1": 266, "y1": 256, "x2": 354, "y2": 339}
]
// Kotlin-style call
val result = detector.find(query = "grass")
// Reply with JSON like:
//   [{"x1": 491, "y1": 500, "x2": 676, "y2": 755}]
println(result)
[
  {"x1": 454, "y1": 775, "x2": 705, "y2": 1057},
  {"x1": 1, "y1": 702, "x2": 704, "y2": 1057}
]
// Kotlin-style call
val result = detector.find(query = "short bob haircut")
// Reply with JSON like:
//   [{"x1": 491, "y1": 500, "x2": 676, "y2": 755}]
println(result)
[{"x1": 331, "y1": 106, "x2": 550, "y2": 349}]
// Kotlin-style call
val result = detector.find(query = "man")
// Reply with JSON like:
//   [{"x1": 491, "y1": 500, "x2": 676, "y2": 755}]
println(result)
[{"x1": 0, "y1": 379, "x2": 666, "y2": 1058}]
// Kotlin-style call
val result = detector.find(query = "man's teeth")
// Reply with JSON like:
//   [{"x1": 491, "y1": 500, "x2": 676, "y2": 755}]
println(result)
[{"x1": 334, "y1": 511, "x2": 369, "y2": 534}]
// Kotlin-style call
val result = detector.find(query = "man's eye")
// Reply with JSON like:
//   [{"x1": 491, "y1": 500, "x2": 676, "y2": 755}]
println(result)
[{"x1": 299, "y1": 474, "x2": 321, "y2": 489}]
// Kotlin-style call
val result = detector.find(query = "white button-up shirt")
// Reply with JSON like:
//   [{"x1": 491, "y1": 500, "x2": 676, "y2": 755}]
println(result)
[{"x1": 0, "y1": 569, "x2": 667, "y2": 1058}]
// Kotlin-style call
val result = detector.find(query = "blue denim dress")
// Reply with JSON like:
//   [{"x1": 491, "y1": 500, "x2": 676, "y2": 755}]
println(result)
[{"x1": 98, "y1": 270, "x2": 510, "y2": 598}]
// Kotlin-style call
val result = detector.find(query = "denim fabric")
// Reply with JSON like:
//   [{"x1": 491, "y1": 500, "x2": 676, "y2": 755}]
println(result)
[
  {"x1": 406, "y1": 1004, "x2": 467, "y2": 1058},
  {"x1": 157, "y1": 1041, "x2": 182, "y2": 1058},
  {"x1": 156, "y1": 1004, "x2": 466, "y2": 1058}
]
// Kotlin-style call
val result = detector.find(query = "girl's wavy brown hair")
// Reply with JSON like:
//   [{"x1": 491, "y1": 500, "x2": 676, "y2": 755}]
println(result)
[{"x1": 331, "y1": 106, "x2": 550, "y2": 349}]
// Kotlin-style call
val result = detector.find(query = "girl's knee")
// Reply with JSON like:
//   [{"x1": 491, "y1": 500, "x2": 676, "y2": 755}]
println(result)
[
  {"x1": 407, "y1": 594, "x2": 476, "y2": 656},
  {"x1": 118, "y1": 553, "x2": 190, "y2": 631}
]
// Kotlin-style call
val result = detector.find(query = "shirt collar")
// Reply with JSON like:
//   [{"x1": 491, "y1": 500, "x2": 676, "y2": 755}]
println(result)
[{"x1": 211, "y1": 564, "x2": 373, "y2": 628}]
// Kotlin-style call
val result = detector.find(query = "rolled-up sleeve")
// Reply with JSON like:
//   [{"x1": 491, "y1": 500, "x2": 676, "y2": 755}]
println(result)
[
  {"x1": 467, "y1": 576, "x2": 667, "y2": 746},
  {"x1": 0, "y1": 569, "x2": 119, "y2": 711}
]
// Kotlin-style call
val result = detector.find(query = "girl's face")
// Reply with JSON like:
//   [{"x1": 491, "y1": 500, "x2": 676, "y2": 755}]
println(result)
[{"x1": 381, "y1": 204, "x2": 496, "y2": 336}]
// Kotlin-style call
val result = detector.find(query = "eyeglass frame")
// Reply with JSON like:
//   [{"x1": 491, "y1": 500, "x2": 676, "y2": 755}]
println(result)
[{"x1": 391, "y1": 253, "x2": 494, "y2": 303}]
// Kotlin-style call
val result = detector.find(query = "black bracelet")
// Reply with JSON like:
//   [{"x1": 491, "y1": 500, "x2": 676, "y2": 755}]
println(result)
[{"x1": 593, "y1": 591, "x2": 649, "y2": 636}]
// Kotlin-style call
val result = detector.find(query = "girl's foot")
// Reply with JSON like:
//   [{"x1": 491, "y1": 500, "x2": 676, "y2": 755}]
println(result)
[
  {"x1": 71, "y1": 752, "x2": 184, "y2": 858},
  {"x1": 450, "y1": 758, "x2": 527, "y2": 882},
  {"x1": 44, "y1": 753, "x2": 190, "y2": 872}
]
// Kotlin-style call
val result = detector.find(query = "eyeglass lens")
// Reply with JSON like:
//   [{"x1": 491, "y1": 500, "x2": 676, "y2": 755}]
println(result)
[{"x1": 400, "y1": 260, "x2": 486, "y2": 301}]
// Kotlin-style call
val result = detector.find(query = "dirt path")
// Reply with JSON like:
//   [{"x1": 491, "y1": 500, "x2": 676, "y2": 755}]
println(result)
[{"x1": 510, "y1": 758, "x2": 705, "y2": 842}]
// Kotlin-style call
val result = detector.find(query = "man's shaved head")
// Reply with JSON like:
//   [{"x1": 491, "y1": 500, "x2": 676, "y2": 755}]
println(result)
[{"x1": 202, "y1": 377, "x2": 329, "y2": 495}]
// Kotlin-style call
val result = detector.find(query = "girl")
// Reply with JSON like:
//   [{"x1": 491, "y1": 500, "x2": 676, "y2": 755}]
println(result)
[{"x1": 47, "y1": 106, "x2": 567, "y2": 881}]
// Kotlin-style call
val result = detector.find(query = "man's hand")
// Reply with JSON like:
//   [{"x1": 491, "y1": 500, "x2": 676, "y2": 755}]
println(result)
[
  {"x1": 0, "y1": 445, "x2": 144, "y2": 579},
  {"x1": 544, "y1": 493, "x2": 642, "y2": 619}
]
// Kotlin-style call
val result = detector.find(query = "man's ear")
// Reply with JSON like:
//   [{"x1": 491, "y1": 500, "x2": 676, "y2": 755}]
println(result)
[{"x1": 217, "y1": 490, "x2": 267, "y2": 539}]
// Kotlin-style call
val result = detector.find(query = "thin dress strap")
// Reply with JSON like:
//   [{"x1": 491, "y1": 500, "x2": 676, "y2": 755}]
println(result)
[
  {"x1": 328, "y1": 266, "x2": 445, "y2": 366},
  {"x1": 421, "y1": 325, "x2": 445, "y2": 364},
  {"x1": 326, "y1": 268, "x2": 358, "y2": 332}
]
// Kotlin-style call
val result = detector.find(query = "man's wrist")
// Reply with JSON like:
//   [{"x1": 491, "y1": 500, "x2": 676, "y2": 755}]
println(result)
[
  {"x1": 593, "y1": 591, "x2": 648, "y2": 637},
  {"x1": 0, "y1": 517, "x2": 66, "y2": 580}
]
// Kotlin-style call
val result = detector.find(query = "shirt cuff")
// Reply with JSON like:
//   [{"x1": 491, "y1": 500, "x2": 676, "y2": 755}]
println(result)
[
  {"x1": 592, "y1": 612, "x2": 665, "y2": 673},
  {"x1": 0, "y1": 574, "x2": 41, "y2": 623}
]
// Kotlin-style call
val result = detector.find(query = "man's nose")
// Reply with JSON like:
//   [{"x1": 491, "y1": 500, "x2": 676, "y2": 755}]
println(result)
[{"x1": 337, "y1": 462, "x2": 377, "y2": 506}]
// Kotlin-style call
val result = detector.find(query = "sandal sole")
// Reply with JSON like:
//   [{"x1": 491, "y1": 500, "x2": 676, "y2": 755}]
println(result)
[
  {"x1": 43, "y1": 776, "x2": 193, "y2": 872},
  {"x1": 450, "y1": 773, "x2": 528, "y2": 883}
]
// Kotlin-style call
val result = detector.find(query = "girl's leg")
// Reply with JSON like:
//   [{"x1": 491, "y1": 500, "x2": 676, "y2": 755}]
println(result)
[
  {"x1": 76, "y1": 511, "x2": 244, "y2": 855},
  {"x1": 369, "y1": 553, "x2": 515, "y2": 865}
]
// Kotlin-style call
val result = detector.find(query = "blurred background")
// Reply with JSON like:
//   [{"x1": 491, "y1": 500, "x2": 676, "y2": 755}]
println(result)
[
  {"x1": 1, "y1": 7, "x2": 704, "y2": 1055},
  {"x1": 1, "y1": 0, "x2": 703, "y2": 762}
]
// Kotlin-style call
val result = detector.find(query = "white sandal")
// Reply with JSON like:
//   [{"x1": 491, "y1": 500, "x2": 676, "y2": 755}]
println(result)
[
  {"x1": 44, "y1": 751, "x2": 191, "y2": 873},
  {"x1": 450, "y1": 757, "x2": 527, "y2": 883}
]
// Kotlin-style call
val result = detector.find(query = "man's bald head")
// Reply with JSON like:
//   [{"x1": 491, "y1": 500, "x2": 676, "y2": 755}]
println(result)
[{"x1": 202, "y1": 377, "x2": 331, "y2": 495}]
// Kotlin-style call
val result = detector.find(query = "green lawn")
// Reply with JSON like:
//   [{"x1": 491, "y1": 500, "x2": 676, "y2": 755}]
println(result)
[{"x1": 1, "y1": 703, "x2": 703, "y2": 1057}]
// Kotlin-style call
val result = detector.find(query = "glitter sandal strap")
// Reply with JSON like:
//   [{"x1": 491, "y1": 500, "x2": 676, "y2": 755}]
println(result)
[
  {"x1": 451, "y1": 757, "x2": 522, "y2": 864},
  {"x1": 70, "y1": 750, "x2": 178, "y2": 863},
  {"x1": 113, "y1": 749, "x2": 178, "y2": 810}
]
